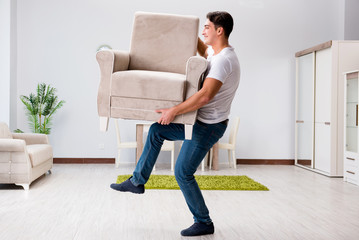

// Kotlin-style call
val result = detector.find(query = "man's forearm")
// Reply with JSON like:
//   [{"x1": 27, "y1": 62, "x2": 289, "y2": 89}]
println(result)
[
  {"x1": 155, "y1": 91, "x2": 208, "y2": 125},
  {"x1": 197, "y1": 38, "x2": 208, "y2": 58},
  {"x1": 156, "y1": 78, "x2": 222, "y2": 125},
  {"x1": 172, "y1": 90, "x2": 209, "y2": 116},
  {"x1": 173, "y1": 78, "x2": 222, "y2": 116}
]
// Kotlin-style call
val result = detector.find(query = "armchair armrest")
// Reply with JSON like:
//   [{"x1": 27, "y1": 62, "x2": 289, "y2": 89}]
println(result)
[
  {"x1": 113, "y1": 50, "x2": 130, "y2": 72},
  {"x1": 185, "y1": 56, "x2": 208, "y2": 100},
  {"x1": 0, "y1": 139, "x2": 26, "y2": 152},
  {"x1": 96, "y1": 50, "x2": 130, "y2": 117},
  {"x1": 12, "y1": 133, "x2": 49, "y2": 145},
  {"x1": 180, "y1": 56, "x2": 207, "y2": 125},
  {"x1": 96, "y1": 50, "x2": 130, "y2": 72}
]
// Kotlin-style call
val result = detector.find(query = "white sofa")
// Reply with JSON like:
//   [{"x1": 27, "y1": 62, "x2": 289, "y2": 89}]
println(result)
[{"x1": 0, "y1": 122, "x2": 53, "y2": 190}]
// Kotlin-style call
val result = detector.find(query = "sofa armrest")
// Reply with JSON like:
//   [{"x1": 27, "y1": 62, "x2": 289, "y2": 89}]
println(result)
[
  {"x1": 12, "y1": 133, "x2": 49, "y2": 145},
  {"x1": 96, "y1": 50, "x2": 130, "y2": 117},
  {"x1": 0, "y1": 139, "x2": 26, "y2": 152}
]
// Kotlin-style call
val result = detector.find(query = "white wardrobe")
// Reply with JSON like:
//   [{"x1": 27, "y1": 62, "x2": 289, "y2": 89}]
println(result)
[{"x1": 295, "y1": 40, "x2": 359, "y2": 177}]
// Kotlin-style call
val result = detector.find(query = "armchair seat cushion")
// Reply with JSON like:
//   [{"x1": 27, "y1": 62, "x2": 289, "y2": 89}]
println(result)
[
  {"x1": 26, "y1": 144, "x2": 53, "y2": 167},
  {"x1": 111, "y1": 70, "x2": 186, "y2": 102}
]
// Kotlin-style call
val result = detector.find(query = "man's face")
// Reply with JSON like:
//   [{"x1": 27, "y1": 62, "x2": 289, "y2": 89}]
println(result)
[{"x1": 202, "y1": 19, "x2": 217, "y2": 45}]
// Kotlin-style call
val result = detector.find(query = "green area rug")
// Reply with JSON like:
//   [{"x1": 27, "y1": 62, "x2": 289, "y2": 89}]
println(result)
[{"x1": 116, "y1": 175, "x2": 269, "y2": 191}]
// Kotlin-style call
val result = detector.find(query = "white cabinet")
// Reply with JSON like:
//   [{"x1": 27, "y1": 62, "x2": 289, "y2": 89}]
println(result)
[
  {"x1": 295, "y1": 41, "x2": 359, "y2": 177},
  {"x1": 344, "y1": 71, "x2": 359, "y2": 185}
]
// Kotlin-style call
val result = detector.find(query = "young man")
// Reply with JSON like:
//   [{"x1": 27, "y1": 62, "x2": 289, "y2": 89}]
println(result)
[{"x1": 110, "y1": 11, "x2": 240, "y2": 237}]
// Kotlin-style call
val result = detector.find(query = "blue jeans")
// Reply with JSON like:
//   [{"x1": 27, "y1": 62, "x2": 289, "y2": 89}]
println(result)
[{"x1": 131, "y1": 120, "x2": 227, "y2": 223}]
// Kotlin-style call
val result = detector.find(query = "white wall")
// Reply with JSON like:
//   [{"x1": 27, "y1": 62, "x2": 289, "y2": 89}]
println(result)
[
  {"x1": 344, "y1": 0, "x2": 359, "y2": 40},
  {"x1": 9, "y1": 0, "x2": 17, "y2": 131},
  {"x1": 0, "y1": 0, "x2": 11, "y2": 125},
  {"x1": 14, "y1": 0, "x2": 345, "y2": 162}
]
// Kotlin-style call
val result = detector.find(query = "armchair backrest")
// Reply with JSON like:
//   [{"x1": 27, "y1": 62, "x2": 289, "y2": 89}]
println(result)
[
  {"x1": 0, "y1": 122, "x2": 13, "y2": 139},
  {"x1": 129, "y1": 12, "x2": 199, "y2": 74}
]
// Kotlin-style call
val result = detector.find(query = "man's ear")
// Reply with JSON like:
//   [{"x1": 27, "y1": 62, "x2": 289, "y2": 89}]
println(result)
[{"x1": 216, "y1": 27, "x2": 224, "y2": 36}]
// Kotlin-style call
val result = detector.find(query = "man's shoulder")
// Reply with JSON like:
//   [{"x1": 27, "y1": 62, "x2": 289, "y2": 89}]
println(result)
[
  {"x1": 222, "y1": 47, "x2": 238, "y2": 59},
  {"x1": 212, "y1": 48, "x2": 238, "y2": 68},
  {"x1": 222, "y1": 48, "x2": 240, "y2": 68}
]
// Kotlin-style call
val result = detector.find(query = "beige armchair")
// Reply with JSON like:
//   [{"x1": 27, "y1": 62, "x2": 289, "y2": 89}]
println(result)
[
  {"x1": 96, "y1": 12, "x2": 207, "y2": 138},
  {"x1": 0, "y1": 122, "x2": 53, "y2": 190}
]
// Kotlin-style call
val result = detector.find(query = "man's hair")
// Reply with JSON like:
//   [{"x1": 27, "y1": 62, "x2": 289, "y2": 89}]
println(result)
[{"x1": 206, "y1": 11, "x2": 234, "y2": 38}]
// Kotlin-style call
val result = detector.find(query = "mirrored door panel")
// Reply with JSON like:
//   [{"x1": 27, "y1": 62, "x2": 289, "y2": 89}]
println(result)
[
  {"x1": 297, "y1": 53, "x2": 314, "y2": 122},
  {"x1": 297, "y1": 122, "x2": 313, "y2": 167},
  {"x1": 296, "y1": 53, "x2": 315, "y2": 167}
]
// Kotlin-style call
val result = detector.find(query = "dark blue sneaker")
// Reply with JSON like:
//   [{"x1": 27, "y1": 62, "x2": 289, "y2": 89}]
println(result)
[
  {"x1": 110, "y1": 177, "x2": 144, "y2": 194},
  {"x1": 180, "y1": 222, "x2": 215, "y2": 236}
]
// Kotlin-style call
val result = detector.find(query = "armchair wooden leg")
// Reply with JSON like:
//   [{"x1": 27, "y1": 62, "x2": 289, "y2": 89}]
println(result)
[
  {"x1": 100, "y1": 117, "x2": 109, "y2": 132},
  {"x1": 15, "y1": 183, "x2": 29, "y2": 191},
  {"x1": 184, "y1": 124, "x2": 193, "y2": 140}
]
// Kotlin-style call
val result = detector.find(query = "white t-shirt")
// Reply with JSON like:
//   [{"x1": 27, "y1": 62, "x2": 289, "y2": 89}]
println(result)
[{"x1": 197, "y1": 46, "x2": 240, "y2": 124}]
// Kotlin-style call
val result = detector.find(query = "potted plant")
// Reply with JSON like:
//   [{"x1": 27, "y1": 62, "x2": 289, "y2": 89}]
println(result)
[{"x1": 19, "y1": 83, "x2": 65, "y2": 134}]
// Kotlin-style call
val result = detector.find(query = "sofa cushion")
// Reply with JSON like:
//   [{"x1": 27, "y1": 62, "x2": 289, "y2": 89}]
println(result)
[
  {"x1": 111, "y1": 70, "x2": 186, "y2": 102},
  {"x1": 0, "y1": 122, "x2": 13, "y2": 139},
  {"x1": 26, "y1": 144, "x2": 53, "y2": 167}
]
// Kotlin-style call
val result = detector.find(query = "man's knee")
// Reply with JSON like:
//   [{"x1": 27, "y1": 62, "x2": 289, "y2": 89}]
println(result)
[
  {"x1": 175, "y1": 163, "x2": 193, "y2": 184},
  {"x1": 148, "y1": 123, "x2": 163, "y2": 138},
  {"x1": 174, "y1": 163, "x2": 184, "y2": 182},
  {"x1": 149, "y1": 122, "x2": 160, "y2": 133}
]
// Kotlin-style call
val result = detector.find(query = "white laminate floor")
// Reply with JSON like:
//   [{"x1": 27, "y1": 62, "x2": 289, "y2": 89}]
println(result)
[{"x1": 1, "y1": 163, "x2": 359, "y2": 240}]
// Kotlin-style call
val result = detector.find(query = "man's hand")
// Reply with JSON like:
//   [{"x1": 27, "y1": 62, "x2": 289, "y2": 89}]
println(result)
[{"x1": 156, "y1": 107, "x2": 178, "y2": 125}]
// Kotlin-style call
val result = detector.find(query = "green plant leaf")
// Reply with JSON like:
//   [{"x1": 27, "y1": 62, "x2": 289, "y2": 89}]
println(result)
[
  {"x1": 47, "y1": 100, "x2": 65, "y2": 119},
  {"x1": 20, "y1": 83, "x2": 65, "y2": 135}
]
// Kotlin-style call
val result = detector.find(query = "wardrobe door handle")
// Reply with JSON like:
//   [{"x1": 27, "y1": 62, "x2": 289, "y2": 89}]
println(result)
[
  {"x1": 356, "y1": 104, "x2": 358, "y2": 126},
  {"x1": 347, "y1": 171, "x2": 355, "y2": 175}
]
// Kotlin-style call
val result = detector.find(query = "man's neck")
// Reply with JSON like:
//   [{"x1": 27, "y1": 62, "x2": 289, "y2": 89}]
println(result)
[{"x1": 211, "y1": 39, "x2": 230, "y2": 55}]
